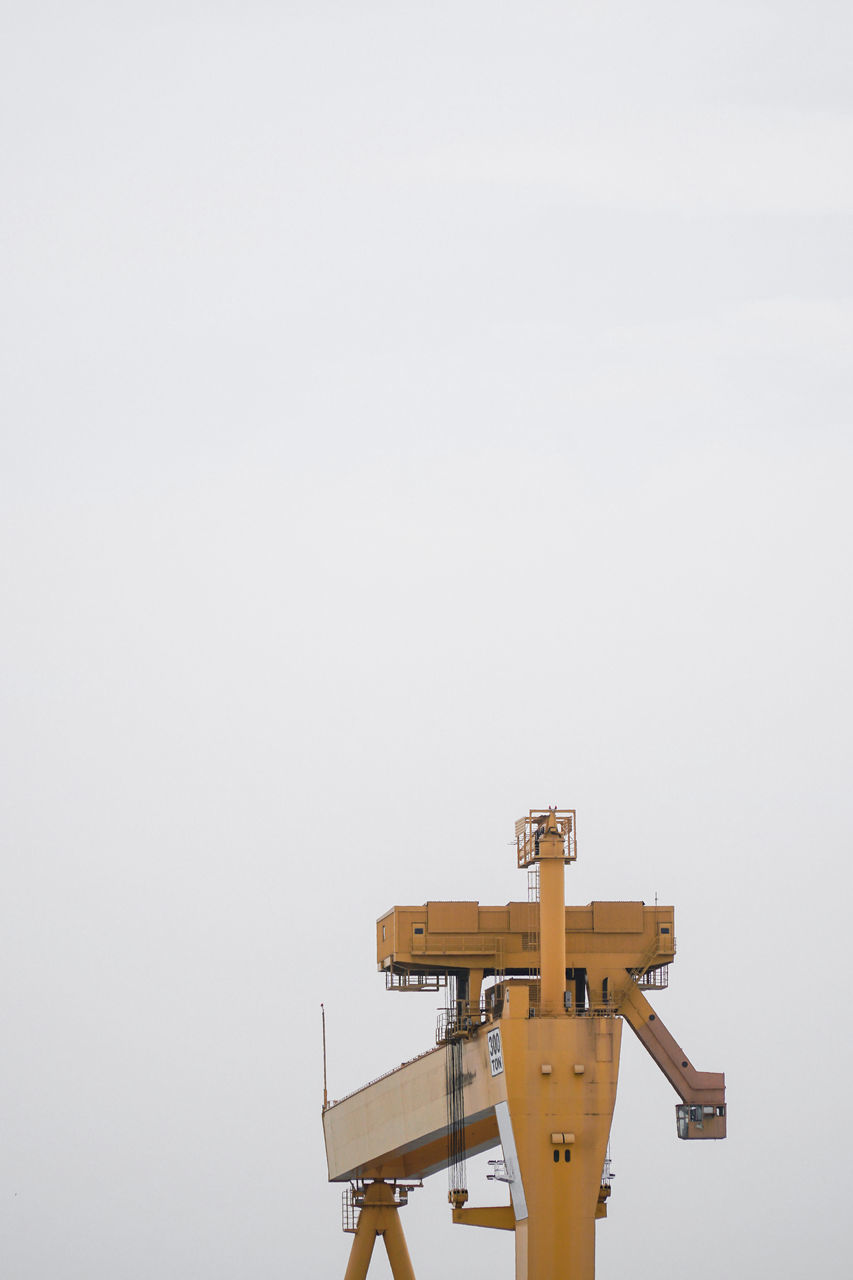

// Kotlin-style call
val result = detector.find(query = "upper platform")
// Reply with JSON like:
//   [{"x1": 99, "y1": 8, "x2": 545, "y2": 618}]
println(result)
[{"x1": 377, "y1": 899, "x2": 675, "y2": 983}]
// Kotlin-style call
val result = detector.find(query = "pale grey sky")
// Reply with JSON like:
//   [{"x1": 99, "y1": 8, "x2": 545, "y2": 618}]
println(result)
[{"x1": 2, "y1": 3, "x2": 852, "y2": 1278}]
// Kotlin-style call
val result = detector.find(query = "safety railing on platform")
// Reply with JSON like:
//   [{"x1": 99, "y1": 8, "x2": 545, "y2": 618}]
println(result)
[
  {"x1": 601, "y1": 1145, "x2": 614, "y2": 1189},
  {"x1": 518, "y1": 989, "x2": 619, "y2": 1019},
  {"x1": 629, "y1": 929, "x2": 676, "y2": 989},
  {"x1": 515, "y1": 809, "x2": 577, "y2": 868},
  {"x1": 342, "y1": 1185, "x2": 362, "y2": 1233},
  {"x1": 436, "y1": 1004, "x2": 491, "y2": 1045},
  {"x1": 411, "y1": 933, "x2": 502, "y2": 956},
  {"x1": 634, "y1": 964, "x2": 669, "y2": 989},
  {"x1": 385, "y1": 965, "x2": 448, "y2": 992},
  {"x1": 326, "y1": 1045, "x2": 442, "y2": 1109},
  {"x1": 342, "y1": 1181, "x2": 421, "y2": 1233}
]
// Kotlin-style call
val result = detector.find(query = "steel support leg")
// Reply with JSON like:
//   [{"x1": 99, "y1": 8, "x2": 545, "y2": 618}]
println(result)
[
  {"x1": 343, "y1": 1182, "x2": 416, "y2": 1280},
  {"x1": 382, "y1": 1208, "x2": 416, "y2": 1280},
  {"x1": 343, "y1": 1215, "x2": 378, "y2": 1280}
]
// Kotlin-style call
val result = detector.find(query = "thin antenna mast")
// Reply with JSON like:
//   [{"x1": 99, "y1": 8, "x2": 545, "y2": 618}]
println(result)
[{"x1": 321, "y1": 1003, "x2": 328, "y2": 1110}]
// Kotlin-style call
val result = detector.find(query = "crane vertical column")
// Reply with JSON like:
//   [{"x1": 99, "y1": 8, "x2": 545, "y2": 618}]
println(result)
[
  {"x1": 504, "y1": 810, "x2": 620, "y2": 1280},
  {"x1": 537, "y1": 811, "x2": 567, "y2": 1016}
]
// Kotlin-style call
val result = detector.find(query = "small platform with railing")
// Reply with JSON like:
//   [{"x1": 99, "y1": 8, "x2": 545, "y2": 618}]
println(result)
[
  {"x1": 515, "y1": 809, "x2": 577, "y2": 868},
  {"x1": 435, "y1": 1004, "x2": 491, "y2": 1044},
  {"x1": 342, "y1": 1181, "x2": 421, "y2": 1233}
]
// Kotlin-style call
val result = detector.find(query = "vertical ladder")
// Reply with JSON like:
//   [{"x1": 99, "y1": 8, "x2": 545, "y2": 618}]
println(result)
[{"x1": 527, "y1": 862, "x2": 541, "y2": 989}]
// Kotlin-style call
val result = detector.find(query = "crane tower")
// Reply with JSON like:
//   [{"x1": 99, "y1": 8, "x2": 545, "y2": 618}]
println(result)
[{"x1": 322, "y1": 808, "x2": 726, "y2": 1280}]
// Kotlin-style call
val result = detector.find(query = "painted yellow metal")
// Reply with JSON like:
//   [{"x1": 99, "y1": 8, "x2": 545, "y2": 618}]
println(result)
[
  {"x1": 498, "y1": 981, "x2": 622, "y2": 1280},
  {"x1": 452, "y1": 1205, "x2": 515, "y2": 1230},
  {"x1": 377, "y1": 899, "x2": 676, "y2": 985},
  {"x1": 343, "y1": 1182, "x2": 416, "y2": 1280},
  {"x1": 537, "y1": 811, "x2": 568, "y2": 1016},
  {"x1": 323, "y1": 807, "x2": 726, "y2": 1280}
]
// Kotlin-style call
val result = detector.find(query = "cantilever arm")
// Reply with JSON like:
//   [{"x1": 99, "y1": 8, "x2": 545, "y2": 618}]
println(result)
[{"x1": 619, "y1": 983, "x2": 725, "y2": 1107}]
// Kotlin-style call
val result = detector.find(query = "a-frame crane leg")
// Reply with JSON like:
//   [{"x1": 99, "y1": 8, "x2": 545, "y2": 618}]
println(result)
[
  {"x1": 343, "y1": 1221, "x2": 377, "y2": 1280},
  {"x1": 343, "y1": 1181, "x2": 416, "y2": 1280},
  {"x1": 381, "y1": 1208, "x2": 416, "y2": 1280}
]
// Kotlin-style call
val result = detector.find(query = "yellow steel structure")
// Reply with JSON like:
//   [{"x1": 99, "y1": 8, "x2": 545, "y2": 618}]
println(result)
[{"x1": 322, "y1": 808, "x2": 726, "y2": 1280}]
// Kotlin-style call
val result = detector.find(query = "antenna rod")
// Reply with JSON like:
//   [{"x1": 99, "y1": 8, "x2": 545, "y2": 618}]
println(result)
[{"x1": 321, "y1": 1003, "x2": 328, "y2": 1110}]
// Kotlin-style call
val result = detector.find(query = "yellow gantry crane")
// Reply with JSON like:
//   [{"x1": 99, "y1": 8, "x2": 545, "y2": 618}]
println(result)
[{"x1": 322, "y1": 808, "x2": 726, "y2": 1280}]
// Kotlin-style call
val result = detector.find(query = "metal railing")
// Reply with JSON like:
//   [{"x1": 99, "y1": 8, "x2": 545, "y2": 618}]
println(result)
[
  {"x1": 436, "y1": 1004, "x2": 491, "y2": 1045},
  {"x1": 342, "y1": 1186, "x2": 361, "y2": 1233},
  {"x1": 634, "y1": 964, "x2": 670, "y2": 990},
  {"x1": 516, "y1": 809, "x2": 577, "y2": 868},
  {"x1": 629, "y1": 930, "x2": 676, "y2": 988},
  {"x1": 342, "y1": 1182, "x2": 420, "y2": 1232},
  {"x1": 411, "y1": 932, "x2": 502, "y2": 956},
  {"x1": 385, "y1": 966, "x2": 447, "y2": 992},
  {"x1": 601, "y1": 1146, "x2": 614, "y2": 1189},
  {"x1": 520, "y1": 989, "x2": 620, "y2": 1019},
  {"x1": 326, "y1": 1044, "x2": 443, "y2": 1109}
]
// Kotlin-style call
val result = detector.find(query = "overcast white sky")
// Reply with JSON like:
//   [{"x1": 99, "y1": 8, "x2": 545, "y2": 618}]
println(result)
[{"x1": 2, "y1": 2, "x2": 852, "y2": 1277}]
